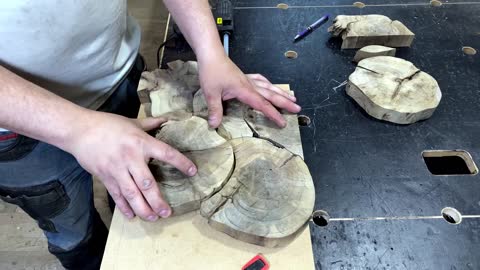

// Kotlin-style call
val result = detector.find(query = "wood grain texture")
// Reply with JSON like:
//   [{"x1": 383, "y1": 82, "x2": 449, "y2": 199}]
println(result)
[
  {"x1": 138, "y1": 60, "x2": 199, "y2": 118},
  {"x1": 347, "y1": 56, "x2": 442, "y2": 124},
  {"x1": 328, "y1": 15, "x2": 415, "y2": 49},
  {"x1": 245, "y1": 109, "x2": 303, "y2": 157},
  {"x1": 150, "y1": 143, "x2": 234, "y2": 216},
  {"x1": 193, "y1": 85, "x2": 299, "y2": 142},
  {"x1": 353, "y1": 45, "x2": 396, "y2": 62},
  {"x1": 218, "y1": 100, "x2": 254, "y2": 140},
  {"x1": 101, "y1": 83, "x2": 315, "y2": 270},
  {"x1": 151, "y1": 117, "x2": 235, "y2": 216},
  {"x1": 200, "y1": 137, "x2": 315, "y2": 247},
  {"x1": 218, "y1": 116, "x2": 254, "y2": 140},
  {"x1": 195, "y1": 84, "x2": 302, "y2": 155},
  {"x1": 151, "y1": 115, "x2": 313, "y2": 244},
  {"x1": 192, "y1": 89, "x2": 209, "y2": 119},
  {"x1": 156, "y1": 116, "x2": 226, "y2": 151}
]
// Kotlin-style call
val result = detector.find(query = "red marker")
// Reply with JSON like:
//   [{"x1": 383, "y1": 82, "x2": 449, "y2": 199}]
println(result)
[{"x1": 242, "y1": 254, "x2": 269, "y2": 270}]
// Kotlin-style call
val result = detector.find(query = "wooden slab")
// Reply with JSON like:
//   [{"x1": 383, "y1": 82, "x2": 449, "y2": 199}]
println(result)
[
  {"x1": 100, "y1": 85, "x2": 315, "y2": 270},
  {"x1": 347, "y1": 56, "x2": 442, "y2": 124},
  {"x1": 328, "y1": 15, "x2": 415, "y2": 49}
]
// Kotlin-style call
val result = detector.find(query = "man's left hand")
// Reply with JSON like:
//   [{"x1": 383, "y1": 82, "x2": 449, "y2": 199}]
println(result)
[{"x1": 198, "y1": 54, "x2": 301, "y2": 128}]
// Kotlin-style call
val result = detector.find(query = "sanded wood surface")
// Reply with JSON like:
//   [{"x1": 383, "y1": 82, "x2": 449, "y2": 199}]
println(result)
[
  {"x1": 245, "y1": 109, "x2": 303, "y2": 157},
  {"x1": 150, "y1": 116, "x2": 235, "y2": 216},
  {"x1": 201, "y1": 137, "x2": 315, "y2": 248},
  {"x1": 328, "y1": 15, "x2": 415, "y2": 49},
  {"x1": 353, "y1": 45, "x2": 396, "y2": 62},
  {"x1": 156, "y1": 116, "x2": 226, "y2": 151},
  {"x1": 347, "y1": 56, "x2": 442, "y2": 124},
  {"x1": 138, "y1": 60, "x2": 200, "y2": 118},
  {"x1": 101, "y1": 84, "x2": 315, "y2": 270}
]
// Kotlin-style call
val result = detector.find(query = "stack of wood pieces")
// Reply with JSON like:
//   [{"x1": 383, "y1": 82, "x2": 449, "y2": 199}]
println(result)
[
  {"x1": 327, "y1": 15, "x2": 442, "y2": 124},
  {"x1": 328, "y1": 15, "x2": 415, "y2": 49},
  {"x1": 139, "y1": 60, "x2": 315, "y2": 248},
  {"x1": 346, "y1": 56, "x2": 442, "y2": 124}
]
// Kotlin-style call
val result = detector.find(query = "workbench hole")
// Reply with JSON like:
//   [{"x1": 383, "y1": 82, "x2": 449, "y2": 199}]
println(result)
[
  {"x1": 462, "y1": 46, "x2": 477, "y2": 55},
  {"x1": 430, "y1": 0, "x2": 443, "y2": 7},
  {"x1": 312, "y1": 210, "x2": 330, "y2": 227},
  {"x1": 277, "y1": 3, "x2": 289, "y2": 9},
  {"x1": 422, "y1": 150, "x2": 478, "y2": 175},
  {"x1": 441, "y1": 207, "x2": 462, "y2": 224},
  {"x1": 284, "y1": 50, "x2": 298, "y2": 59},
  {"x1": 353, "y1": 2, "x2": 366, "y2": 8},
  {"x1": 298, "y1": 115, "x2": 311, "y2": 126}
]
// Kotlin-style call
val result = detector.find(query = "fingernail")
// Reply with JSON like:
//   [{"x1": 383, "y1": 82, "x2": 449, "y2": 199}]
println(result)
[
  {"x1": 125, "y1": 212, "x2": 134, "y2": 219},
  {"x1": 148, "y1": 215, "x2": 158, "y2": 221},
  {"x1": 159, "y1": 209, "x2": 171, "y2": 218},
  {"x1": 188, "y1": 166, "x2": 197, "y2": 176},
  {"x1": 294, "y1": 104, "x2": 301, "y2": 111},
  {"x1": 143, "y1": 179, "x2": 152, "y2": 189}
]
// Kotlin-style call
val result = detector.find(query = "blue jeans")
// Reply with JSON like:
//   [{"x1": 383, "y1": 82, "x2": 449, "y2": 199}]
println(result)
[{"x1": 0, "y1": 56, "x2": 143, "y2": 270}]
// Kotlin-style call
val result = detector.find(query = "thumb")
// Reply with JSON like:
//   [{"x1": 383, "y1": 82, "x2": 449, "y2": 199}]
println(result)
[
  {"x1": 136, "y1": 117, "x2": 168, "y2": 131},
  {"x1": 205, "y1": 94, "x2": 224, "y2": 128}
]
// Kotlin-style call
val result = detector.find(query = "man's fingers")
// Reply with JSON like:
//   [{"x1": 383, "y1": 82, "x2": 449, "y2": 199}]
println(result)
[
  {"x1": 205, "y1": 93, "x2": 224, "y2": 128},
  {"x1": 129, "y1": 162, "x2": 172, "y2": 218},
  {"x1": 256, "y1": 87, "x2": 301, "y2": 113},
  {"x1": 247, "y1": 74, "x2": 296, "y2": 101},
  {"x1": 103, "y1": 180, "x2": 134, "y2": 219},
  {"x1": 249, "y1": 79, "x2": 297, "y2": 102},
  {"x1": 136, "y1": 117, "x2": 168, "y2": 131},
  {"x1": 237, "y1": 89, "x2": 286, "y2": 127},
  {"x1": 115, "y1": 171, "x2": 158, "y2": 221},
  {"x1": 246, "y1": 73, "x2": 271, "y2": 83},
  {"x1": 146, "y1": 138, "x2": 197, "y2": 176}
]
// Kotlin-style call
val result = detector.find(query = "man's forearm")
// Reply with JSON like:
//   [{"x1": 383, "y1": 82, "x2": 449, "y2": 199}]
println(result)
[
  {"x1": 0, "y1": 65, "x2": 90, "y2": 150},
  {"x1": 162, "y1": 0, "x2": 225, "y2": 62}
]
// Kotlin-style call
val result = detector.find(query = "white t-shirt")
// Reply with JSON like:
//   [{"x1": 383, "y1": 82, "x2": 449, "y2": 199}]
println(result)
[{"x1": 0, "y1": 1, "x2": 141, "y2": 112}]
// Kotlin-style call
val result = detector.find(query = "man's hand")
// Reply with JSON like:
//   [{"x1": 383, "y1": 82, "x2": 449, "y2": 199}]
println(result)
[
  {"x1": 66, "y1": 112, "x2": 197, "y2": 221},
  {"x1": 1, "y1": 66, "x2": 195, "y2": 221},
  {"x1": 162, "y1": 0, "x2": 301, "y2": 129},
  {"x1": 199, "y1": 54, "x2": 302, "y2": 128}
]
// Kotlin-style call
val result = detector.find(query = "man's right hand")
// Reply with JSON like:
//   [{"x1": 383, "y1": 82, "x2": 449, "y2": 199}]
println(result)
[
  {"x1": 0, "y1": 66, "x2": 197, "y2": 221},
  {"x1": 65, "y1": 111, "x2": 197, "y2": 221}
]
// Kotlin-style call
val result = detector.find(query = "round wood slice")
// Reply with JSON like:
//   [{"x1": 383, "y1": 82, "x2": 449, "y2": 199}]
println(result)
[
  {"x1": 151, "y1": 116, "x2": 234, "y2": 216},
  {"x1": 150, "y1": 143, "x2": 234, "y2": 216},
  {"x1": 200, "y1": 137, "x2": 315, "y2": 247},
  {"x1": 347, "y1": 56, "x2": 442, "y2": 124},
  {"x1": 156, "y1": 116, "x2": 226, "y2": 151}
]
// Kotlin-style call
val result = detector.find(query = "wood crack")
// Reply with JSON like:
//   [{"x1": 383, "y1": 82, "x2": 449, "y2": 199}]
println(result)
[{"x1": 391, "y1": 69, "x2": 421, "y2": 100}]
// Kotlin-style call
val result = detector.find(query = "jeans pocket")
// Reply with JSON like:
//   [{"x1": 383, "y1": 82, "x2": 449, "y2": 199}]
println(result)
[
  {"x1": 0, "y1": 133, "x2": 38, "y2": 162},
  {"x1": 0, "y1": 180, "x2": 71, "y2": 233}
]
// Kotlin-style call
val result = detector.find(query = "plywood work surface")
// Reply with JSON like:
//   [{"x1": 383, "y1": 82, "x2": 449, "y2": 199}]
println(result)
[{"x1": 100, "y1": 85, "x2": 315, "y2": 270}]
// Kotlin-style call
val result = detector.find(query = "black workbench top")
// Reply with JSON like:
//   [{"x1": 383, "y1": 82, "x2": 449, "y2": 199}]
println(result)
[{"x1": 162, "y1": 1, "x2": 480, "y2": 269}]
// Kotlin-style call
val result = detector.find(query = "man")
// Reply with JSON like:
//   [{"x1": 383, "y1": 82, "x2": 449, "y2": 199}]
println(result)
[{"x1": 0, "y1": 1, "x2": 300, "y2": 269}]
